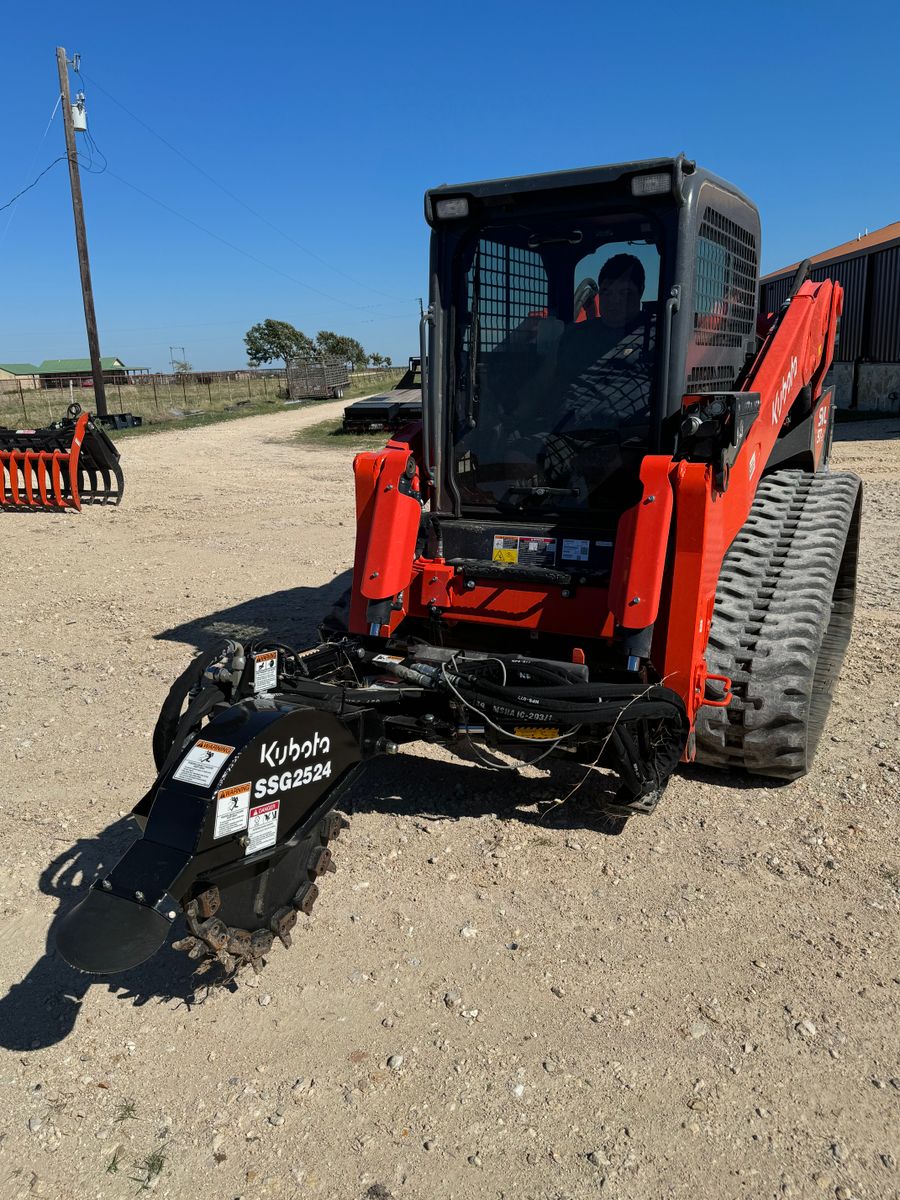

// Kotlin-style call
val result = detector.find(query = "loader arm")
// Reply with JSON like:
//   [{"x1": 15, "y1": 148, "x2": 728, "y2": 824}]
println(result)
[{"x1": 658, "y1": 277, "x2": 845, "y2": 734}]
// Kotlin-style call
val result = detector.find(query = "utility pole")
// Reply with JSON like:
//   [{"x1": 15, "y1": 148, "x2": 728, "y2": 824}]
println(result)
[{"x1": 56, "y1": 46, "x2": 108, "y2": 416}]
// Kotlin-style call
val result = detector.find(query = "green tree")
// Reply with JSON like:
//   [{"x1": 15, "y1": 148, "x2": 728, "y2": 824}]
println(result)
[
  {"x1": 172, "y1": 359, "x2": 193, "y2": 375},
  {"x1": 245, "y1": 319, "x2": 317, "y2": 369},
  {"x1": 315, "y1": 330, "x2": 368, "y2": 369}
]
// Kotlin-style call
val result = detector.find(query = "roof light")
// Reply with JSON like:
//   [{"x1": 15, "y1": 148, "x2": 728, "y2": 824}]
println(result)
[
  {"x1": 435, "y1": 197, "x2": 469, "y2": 219},
  {"x1": 631, "y1": 173, "x2": 671, "y2": 197}
]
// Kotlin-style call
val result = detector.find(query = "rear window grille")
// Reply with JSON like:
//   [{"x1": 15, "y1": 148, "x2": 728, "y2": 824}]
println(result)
[
  {"x1": 466, "y1": 240, "x2": 548, "y2": 352},
  {"x1": 693, "y1": 207, "x2": 758, "y2": 348},
  {"x1": 687, "y1": 364, "x2": 737, "y2": 390}
]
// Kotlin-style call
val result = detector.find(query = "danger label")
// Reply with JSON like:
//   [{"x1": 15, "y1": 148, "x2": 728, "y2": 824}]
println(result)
[
  {"x1": 172, "y1": 739, "x2": 235, "y2": 788},
  {"x1": 213, "y1": 782, "x2": 251, "y2": 839},
  {"x1": 492, "y1": 535, "x2": 557, "y2": 567},
  {"x1": 246, "y1": 799, "x2": 280, "y2": 856},
  {"x1": 253, "y1": 650, "x2": 278, "y2": 694}
]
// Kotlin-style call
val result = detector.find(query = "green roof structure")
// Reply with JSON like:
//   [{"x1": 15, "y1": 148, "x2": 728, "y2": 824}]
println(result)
[
  {"x1": 0, "y1": 362, "x2": 40, "y2": 375},
  {"x1": 37, "y1": 357, "x2": 126, "y2": 373}
]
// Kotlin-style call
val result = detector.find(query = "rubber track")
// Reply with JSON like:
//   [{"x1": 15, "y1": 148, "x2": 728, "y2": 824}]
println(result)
[{"x1": 695, "y1": 469, "x2": 862, "y2": 779}]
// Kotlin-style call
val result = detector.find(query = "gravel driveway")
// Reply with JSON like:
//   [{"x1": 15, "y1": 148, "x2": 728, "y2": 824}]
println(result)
[{"x1": 0, "y1": 404, "x2": 898, "y2": 1200}]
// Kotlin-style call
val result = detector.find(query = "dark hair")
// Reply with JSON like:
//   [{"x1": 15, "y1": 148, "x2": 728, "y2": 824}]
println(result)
[{"x1": 597, "y1": 253, "x2": 645, "y2": 294}]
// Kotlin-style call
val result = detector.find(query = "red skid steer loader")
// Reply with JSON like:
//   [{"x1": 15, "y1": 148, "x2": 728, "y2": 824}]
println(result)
[{"x1": 56, "y1": 155, "x2": 860, "y2": 977}]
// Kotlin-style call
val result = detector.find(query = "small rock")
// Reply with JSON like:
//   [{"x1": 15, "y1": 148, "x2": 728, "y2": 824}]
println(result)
[
  {"x1": 258, "y1": 993, "x2": 271, "y2": 1007},
  {"x1": 550, "y1": 985, "x2": 565, "y2": 998},
  {"x1": 387, "y1": 1055, "x2": 403, "y2": 1071},
  {"x1": 268, "y1": 1114, "x2": 285, "y2": 1126},
  {"x1": 796, "y1": 1019, "x2": 817, "y2": 1038},
  {"x1": 811, "y1": 1174, "x2": 833, "y2": 1191},
  {"x1": 444, "y1": 991, "x2": 461, "y2": 1009},
  {"x1": 468, "y1": 1154, "x2": 482, "y2": 1167},
  {"x1": 872, "y1": 1077, "x2": 886, "y2": 1089},
  {"x1": 512, "y1": 1084, "x2": 525, "y2": 1099},
  {"x1": 423, "y1": 1140, "x2": 435, "y2": 1151},
  {"x1": 27, "y1": 1117, "x2": 42, "y2": 1134},
  {"x1": 835, "y1": 1188, "x2": 853, "y2": 1200},
  {"x1": 690, "y1": 1020, "x2": 708, "y2": 1039},
  {"x1": 587, "y1": 1150, "x2": 609, "y2": 1167},
  {"x1": 382, "y1": 1016, "x2": 394, "y2": 1028},
  {"x1": 831, "y1": 1142, "x2": 847, "y2": 1163},
  {"x1": 460, "y1": 926, "x2": 477, "y2": 939},
  {"x1": 881, "y1": 1152, "x2": 896, "y2": 1170}
]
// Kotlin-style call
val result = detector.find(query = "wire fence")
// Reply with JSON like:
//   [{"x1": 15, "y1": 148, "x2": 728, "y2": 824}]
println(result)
[{"x1": 0, "y1": 367, "x2": 404, "y2": 428}]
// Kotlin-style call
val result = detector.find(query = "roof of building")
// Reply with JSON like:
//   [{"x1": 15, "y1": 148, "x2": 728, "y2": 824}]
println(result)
[
  {"x1": 0, "y1": 362, "x2": 40, "y2": 375},
  {"x1": 762, "y1": 220, "x2": 900, "y2": 282},
  {"x1": 37, "y1": 357, "x2": 127, "y2": 373}
]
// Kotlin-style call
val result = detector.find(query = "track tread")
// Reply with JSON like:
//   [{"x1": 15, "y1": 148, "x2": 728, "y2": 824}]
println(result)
[{"x1": 695, "y1": 469, "x2": 862, "y2": 779}]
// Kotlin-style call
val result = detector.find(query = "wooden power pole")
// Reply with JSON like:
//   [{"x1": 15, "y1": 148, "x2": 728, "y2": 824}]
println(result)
[{"x1": 56, "y1": 46, "x2": 108, "y2": 417}]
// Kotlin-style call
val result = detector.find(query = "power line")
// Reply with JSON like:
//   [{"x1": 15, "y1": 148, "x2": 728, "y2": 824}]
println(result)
[
  {"x1": 102, "y1": 166, "x2": 394, "y2": 313},
  {"x1": 81, "y1": 70, "x2": 416, "y2": 305},
  {"x1": 0, "y1": 155, "x2": 69, "y2": 214}
]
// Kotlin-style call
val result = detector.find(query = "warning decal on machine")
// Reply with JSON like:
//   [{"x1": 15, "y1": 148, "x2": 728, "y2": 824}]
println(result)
[
  {"x1": 246, "y1": 799, "x2": 280, "y2": 856},
  {"x1": 492, "y1": 535, "x2": 557, "y2": 567},
  {"x1": 172, "y1": 739, "x2": 235, "y2": 788},
  {"x1": 213, "y1": 782, "x2": 251, "y2": 839},
  {"x1": 253, "y1": 650, "x2": 278, "y2": 694}
]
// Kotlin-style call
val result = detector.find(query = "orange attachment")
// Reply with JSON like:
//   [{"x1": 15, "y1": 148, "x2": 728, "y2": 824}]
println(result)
[{"x1": 0, "y1": 412, "x2": 88, "y2": 512}]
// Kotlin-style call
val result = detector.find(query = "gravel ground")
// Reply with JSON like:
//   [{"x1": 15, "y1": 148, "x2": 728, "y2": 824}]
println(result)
[{"x1": 0, "y1": 405, "x2": 898, "y2": 1200}]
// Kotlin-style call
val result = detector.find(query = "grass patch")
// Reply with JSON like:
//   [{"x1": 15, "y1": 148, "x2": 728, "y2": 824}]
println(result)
[
  {"x1": 114, "y1": 1098, "x2": 138, "y2": 1122},
  {"x1": 292, "y1": 416, "x2": 390, "y2": 452}
]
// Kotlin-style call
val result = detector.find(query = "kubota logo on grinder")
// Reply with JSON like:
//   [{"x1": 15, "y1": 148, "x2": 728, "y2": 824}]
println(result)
[{"x1": 259, "y1": 731, "x2": 330, "y2": 768}]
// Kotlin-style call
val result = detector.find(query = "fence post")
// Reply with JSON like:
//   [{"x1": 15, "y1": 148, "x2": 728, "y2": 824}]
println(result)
[
  {"x1": 181, "y1": 376, "x2": 187, "y2": 406},
  {"x1": 207, "y1": 380, "x2": 213, "y2": 407},
  {"x1": 117, "y1": 383, "x2": 124, "y2": 413},
  {"x1": 152, "y1": 377, "x2": 159, "y2": 411},
  {"x1": 19, "y1": 382, "x2": 27, "y2": 423},
  {"x1": 263, "y1": 375, "x2": 268, "y2": 398}
]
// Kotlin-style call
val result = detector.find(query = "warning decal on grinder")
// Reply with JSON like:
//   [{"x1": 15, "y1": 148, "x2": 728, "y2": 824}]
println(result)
[
  {"x1": 213, "y1": 782, "x2": 251, "y2": 839},
  {"x1": 253, "y1": 650, "x2": 278, "y2": 694},
  {"x1": 246, "y1": 799, "x2": 280, "y2": 856},
  {"x1": 172, "y1": 739, "x2": 235, "y2": 788}
]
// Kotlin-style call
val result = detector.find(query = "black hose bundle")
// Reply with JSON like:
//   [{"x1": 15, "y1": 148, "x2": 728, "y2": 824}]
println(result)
[{"x1": 443, "y1": 655, "x2": 689, "y2": 797}]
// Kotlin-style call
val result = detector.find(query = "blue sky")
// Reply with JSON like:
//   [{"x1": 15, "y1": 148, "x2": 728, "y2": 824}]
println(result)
[{"x1": 3, "y1": 1, "x2": 897, "y2": 372}]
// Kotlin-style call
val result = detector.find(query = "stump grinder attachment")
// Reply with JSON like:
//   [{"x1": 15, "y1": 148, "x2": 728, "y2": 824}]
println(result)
[
  {"x1": 0, "y1": 403, "x2": 123, "y2": 510},
  {"x1": 55, "y1": 154, "x2": 861, "y2": 979}
]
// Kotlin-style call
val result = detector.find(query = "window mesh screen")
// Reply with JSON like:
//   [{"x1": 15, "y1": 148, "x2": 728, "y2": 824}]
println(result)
[
  {"x1": 686, "y1": 363, "x2": 738, "y2": 389},
  {"x1": 466, "y1": 240, "x2": 548, "y2": 352},
  {"x1": 693, "y1": 207, "x2": 758, "y2": 348}
]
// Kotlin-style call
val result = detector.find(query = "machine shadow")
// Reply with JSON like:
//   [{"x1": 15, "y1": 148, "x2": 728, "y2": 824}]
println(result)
[
  {"x1": 833, "y1": 416, "x2": 900, "y2": 442},
  {"x1": 0, "y1": 818, "x2": 201, "y2": 1053},
  {"x1": 153, "y1": 570, "x2": 354, "y2": 652},
  {"x1": 342, "y1": 750, "x2": 627, "y2": 830}
]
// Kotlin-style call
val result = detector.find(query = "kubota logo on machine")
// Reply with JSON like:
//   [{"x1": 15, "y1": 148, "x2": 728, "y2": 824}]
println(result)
[
  {"x1": 258, "y1": 730, "x2": 331, "y2": 768},
  {"x1": 772, "y1": 355, "x2": 799, "y2": 426}
]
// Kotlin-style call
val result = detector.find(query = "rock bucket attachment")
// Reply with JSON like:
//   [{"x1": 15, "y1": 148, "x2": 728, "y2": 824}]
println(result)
[{"x1": 0, "y1": 404, "x2": 124, "y2": 511}]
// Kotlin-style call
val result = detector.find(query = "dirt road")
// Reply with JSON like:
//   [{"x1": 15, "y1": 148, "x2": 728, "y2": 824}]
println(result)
[{"x1": 1, "y1": 405, "x2": 898, "y2": 1200}]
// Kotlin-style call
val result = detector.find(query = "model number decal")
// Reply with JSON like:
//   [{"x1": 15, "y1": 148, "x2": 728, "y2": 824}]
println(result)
[{"x1": 253, "y1": 760, "x2": 332, "y2": 799}]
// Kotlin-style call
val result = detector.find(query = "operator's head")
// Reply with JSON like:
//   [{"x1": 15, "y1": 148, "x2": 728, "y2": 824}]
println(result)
[{"x1": 597, "y1": 254, "x2": 645, "y2": 329}]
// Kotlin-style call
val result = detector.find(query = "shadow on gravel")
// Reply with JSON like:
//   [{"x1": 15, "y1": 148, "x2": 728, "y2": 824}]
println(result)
[
  {"x1": 342, "y1": 750, "x2": 628, "y2": 830},
  {"x1": 834, "y1": 416, "x2": 900, "y2": 442},
  {"x1": 0, "y1": 818, "x2": 201, "y2": 1052},
  {"x1": 154, "y1": 570, "x2": 353, "y2": 652}
]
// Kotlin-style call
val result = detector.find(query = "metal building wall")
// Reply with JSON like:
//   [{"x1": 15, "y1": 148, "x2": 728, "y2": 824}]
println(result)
[
  {"x1": 762, "y1": 240, "x2": 900, "y2": 366},
  {"x1": 869, "y1": 245, "x2": 900, "y2": 361}
]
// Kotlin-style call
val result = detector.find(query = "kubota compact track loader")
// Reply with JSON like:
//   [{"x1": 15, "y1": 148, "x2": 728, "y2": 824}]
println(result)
[
  {"x1": 56, "y1": 155, "x2": 861, "y2": 977},
  {"x1": 0, "y1": 402, "x2": 124, "y2": 510}
]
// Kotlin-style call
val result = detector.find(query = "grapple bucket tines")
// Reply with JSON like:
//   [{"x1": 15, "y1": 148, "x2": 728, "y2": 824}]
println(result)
[{"x1": 0, "y1": 407, "x2": 124, "y2": 511}]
